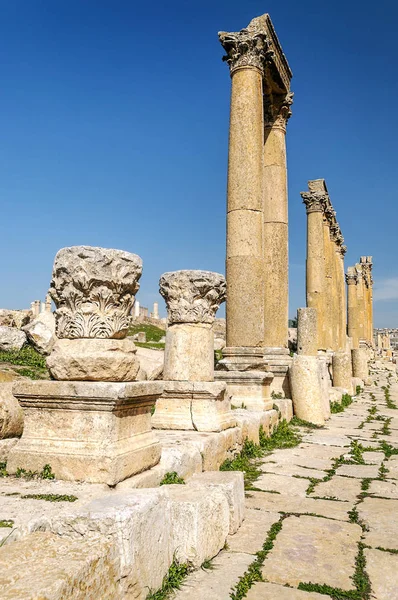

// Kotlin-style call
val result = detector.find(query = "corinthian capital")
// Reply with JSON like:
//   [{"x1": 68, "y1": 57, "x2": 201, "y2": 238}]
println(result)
[
  {"x1": 50, "y1": 246, "x2": 142, "y2": 339},
  {"x1": 218, "y1": 28, "x2": 271, "y2": 75},
  {"x1": 301, "y1": 191, "x2": 328, "y2": 214},
  {"x1": 264, "y1": 91, "x2": 294, "y2": 131},
  {"x1": 346, "y1": 267, "x2": 357, "y2": 285},
  {"x1": 159, "y1": 270, "x2": 226, "y2": 326}
]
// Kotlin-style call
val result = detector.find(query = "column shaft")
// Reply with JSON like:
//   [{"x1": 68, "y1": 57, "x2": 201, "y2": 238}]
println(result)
[
  {"x1": 323, "y1": 222, "x2": 333, "y2": 350},
  {"x1": 226, "y1": 67, "x2": 264, "y2": 348},
  {"x1": 305, "y1": 209, "x2": 325, "y2": 350}
]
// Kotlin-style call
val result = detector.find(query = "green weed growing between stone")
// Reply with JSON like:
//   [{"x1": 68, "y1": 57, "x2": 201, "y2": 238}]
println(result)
[
  {"x1": 159, "y1": 472, "x2": 185, "y2": 486},
  {"x1": 330, "y1": 394, "x2": 353, "y2": 414},
  {"x1": 20, "y1": 494, "x2": 77, "y2": 502},
  {"x1": 146, "y1": 557, "x2": 192, "y2": 600},
  {"x1": 0, "y1": 520, "x2": 13, "y2": 527}
]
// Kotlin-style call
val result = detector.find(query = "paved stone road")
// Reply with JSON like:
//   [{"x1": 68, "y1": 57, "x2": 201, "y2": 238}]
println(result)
[{"x1": 173, "y1": 367, "x2": 398, "y2": 600}]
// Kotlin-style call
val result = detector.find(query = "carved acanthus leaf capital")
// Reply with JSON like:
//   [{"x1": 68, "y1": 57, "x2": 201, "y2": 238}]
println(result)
[
  {"x1": 301, "y1": 191, "x2": 328, "y2": 214},
  {"x1": 264, "y1": 91, "x2": 294, "y2": 131},
  {"x1": 159, "y1": 270, "x2": 226, "y2": 326},
  {"x1": 50, "y1": 246, "x2": 142, "y2": 339},
  {"x1": 346, "y1": 268, "x2": 357, "y2": 285},
  {"x1": 218, "y1": 28, "x2": 272, "y2": 75}
]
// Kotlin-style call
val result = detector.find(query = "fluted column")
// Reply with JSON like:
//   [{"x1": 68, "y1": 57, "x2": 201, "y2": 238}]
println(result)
[
  {"x1": 263, "y1": 92, "x2": 293, "y2": 350},
  {"x1": 301, "y1": 187, "x2": 327, "y2": 351},
  {"x1": 219, "y1": 28, "x2": 268, "y2": 355}
]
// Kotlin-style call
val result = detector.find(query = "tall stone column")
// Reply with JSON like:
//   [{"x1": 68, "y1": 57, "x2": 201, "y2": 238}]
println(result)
[
  {"x1": 323, "y1": 206, "x2": 335, "y2": 351},
  {"x1": 338, "y1": 244, "x2": 348, "y2": 351},
  {"x1": 263, "y1": 91, "x2": 293, "y2": 352},
  {"x1": 356, "y1": 264, "x2": 365, "y2": 345},
  {"x1": 301, "y1": 184, "x2": 327, "y2": 351},
  {"x1": 153, "y1": 270, "x2": 235, "y2": 432},
  {"x1": 218, "y1": 27, "x2": 267, "y2": 366},
  {"x1": 346, "y1": 267, "x2": 359, "y2": 349}
]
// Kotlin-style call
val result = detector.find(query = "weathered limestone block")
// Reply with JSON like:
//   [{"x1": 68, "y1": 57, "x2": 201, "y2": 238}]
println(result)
[
  {"x1": 0, "y1": 325, "x2": 27, "y2": 351},
  {"x1": 352, "y1": 348, "x2": 370, "y2": 384},
  {"x1": 0, "y1": 382, "x2": 23, "y2": 439},
  {"x1": 47, "y1": 338, "x2": 140, "y2": 382},
  {"x1": 164, "y1": 322, "x2": 214, "y2": 381},
  {"x1": 23, "y1": 311, "x2": 56, "y2": 356},
  {"x1": 215, "y1": 370, "x2": 274, "y2": 411},
  {"x1": 0, "y1": 309, "x2": 31, "y2": 329},
  {"x1": 317, "y1": 355, "x2": 331, "y2": 420},
  {"x1": 0, "y1": 532, "x2": 119, "y2": 600},
  {"x1": 164, "y1": 484, "x2": 230, "y2": 567},
  {"x1": 290, "y1": 355, "x2": 325, "y2": 425},
  {"x1": 152, "y1": 381, "x2": 236, "y2": 432},
  {"x1": 47, "y1": 246, "x2": 142, "y2": 381},
  {"x1": 0, "y1": 437, "x2": 19, "y2": 461},
  {"x1": 332, "y1": 351, "x2": 353, "y2": 393},
  {"x1": 189, "y1": 471, "x2": 245, "y2": 534},
  {"x1": 7, "y1": 380, "x2": 163, "y2": 485},
  {"x1": 49, "y1": 488, "x2": 173, "y2": 599}
]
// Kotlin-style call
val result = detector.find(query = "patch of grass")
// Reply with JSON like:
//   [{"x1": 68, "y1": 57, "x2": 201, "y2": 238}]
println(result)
[
  {"x1": 146, "y1": 558, "x2": 192, "y2": 600},
  {"x1": 15, "y1": 464, "x2": 56, "y2": 481},
  {"x1": 271, "y1": 391, "x2": 283, "y2": 399},
  {"x1": 330, "y1": 394, "x2": 353, "y2": 414},
  {"x1": 356, "y1": 385, "x2": 363, "y2": 396},
  {"x1": 361, "y1": 479, "x2": 372, "y2": 491},
  {"x1": 128, "y1": 323, "x2": 165, "y2": 342},
  {"x1": 349, "y1": 441, "x2": 365, "y2": 465},
  {"x1": 220, "y1": 440, "x2": 263, "y2": 490},
  {"x1": 375, "y1": 546, "x2": 398, "y2": 554},
  {"x1": 259, "y1": 420, "x2": 301, "y2": 451},
  {"x1": 159, "y1": 472, "x2": 185, "y2": 486},
  {"x1": 0, "y1": 462, "x2": 7, "y2": 477},
  {"x1": 20, "y1": 494, "x2": 77, "y2": 502},
  {"x1": 379, "y1": 440, "x2": 398, "y2": 458},
  {"x1": 0, "y1": 346, "x2": 49, "y2": 380},
  {"x1": 378, "y1": 463, "x2": 388, "y2": 480},
  {"x1": 135, "y1": 341, "x2": 165, "y2": 350},
  {"x1": 201, "y1": 559, "x2": 214, "y2": 571},
  {"x1": 0, "y1": 520, "x2": 13, "y2": 527},
  {"x1": 290, "y1": 417, "x2": 324, "y2": 429},
  {"x1": 230, "y1": 517, "x2": 285, "y2": 600},
  {"x1": 306, "y1": 478, "x2": 322, "y2": 495}
]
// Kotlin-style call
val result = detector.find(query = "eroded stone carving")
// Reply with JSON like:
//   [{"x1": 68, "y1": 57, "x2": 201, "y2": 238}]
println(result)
[
  {"x1": 264, "y1": 91, "x2": 294, "y2": 131},
  {"x1": 218, "y1": 28, "x2": 271, "y2": 75},
  {"x1": 159, "y1": 270, "x2": 226, "y2": 326},
  {"x1": 301, "y1": 191, "x2": 328, "y2": 214},
  {"x1": 49, "y1": 246, "x2": 142, "y2": 339}
]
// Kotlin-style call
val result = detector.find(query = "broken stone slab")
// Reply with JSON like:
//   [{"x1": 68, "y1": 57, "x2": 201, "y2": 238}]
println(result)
[
  {"x1": 0, "y1": 382, "x2": 23, "y2": 439},
  {"x1": 261, "y1": 515, "x2": 362, "y2": 589},
  {"x1": 0, "y1": 532, "x2": 119, "y2": 600},
  {"x1": 22, "y1": 312, "x2": 56, "y2": 356},
  {"x1": 0, "y1": 325, "x2": 27, "y2": 351},
  {"x1": 48, "y1": 488, "x2": 173, "y2": 599},
  {"x1": 7, "y1": 380, "x2": 163, "y2": 485},
  {"x1": 189, "y1": 470, "x2": 244, "y2": 534},
  {"x1": 163, "y1": 484, "x2": 230, "y2": 567}
]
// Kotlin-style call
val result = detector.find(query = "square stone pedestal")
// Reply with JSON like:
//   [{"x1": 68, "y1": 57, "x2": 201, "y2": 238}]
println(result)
[
  {"x1": 215, "y1": 371, "x2": 274, "y2": 411},
  {"x1": 7, "y1": 380, "x2": 163, "y2": 485},
  {"x1": 263, "y1": 348, "x2": 292, "y2": 398},
  {"x1": 152, "y1": 381, "x2": 236, "y2": 432}
]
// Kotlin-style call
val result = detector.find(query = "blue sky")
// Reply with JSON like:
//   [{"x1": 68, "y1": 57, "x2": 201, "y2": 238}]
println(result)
[{"x1": 1, "y1": 0, "x2": 397, "y2": 327}]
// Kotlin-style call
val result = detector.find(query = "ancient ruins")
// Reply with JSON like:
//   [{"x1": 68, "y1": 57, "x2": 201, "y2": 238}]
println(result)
[{"x1": 0, "y1": 11, "x2": 396, "y2": 600}]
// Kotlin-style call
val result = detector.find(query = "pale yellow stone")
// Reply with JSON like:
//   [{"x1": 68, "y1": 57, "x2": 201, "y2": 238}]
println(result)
[
  {"x1": 297, "y1": 308, "x2": 318, "y2": 356},
  {"x1": 163, "y1": 323, "x2": 214, "y2": 381},
  {"x1": 247, "y1": 582, "x2": 334, "y2": 599},
  {"x1": 365, "y1": 548, "x2": 398, "y2": 600},
  {"x1": 0, "y1": 382, "x2": 23, "y2": 438},
  {"x1": 261, "y1": 515, "x2": 361, "y2": 589},
  {"x1": 358, "y1": 497, "x2": 398, "y2": 549},
  {"x1": 227, "y1": 508, "x2": 280, "y2": 554},
  {"x1": 290, "y1": 354, "x2": 325, "y2": 425},
  {"x1": 332, "y1": 351, "x2": 353, "y2": 393},
  {"x1": 245, "y1": 491, "x2": 352, "y2": 521}
]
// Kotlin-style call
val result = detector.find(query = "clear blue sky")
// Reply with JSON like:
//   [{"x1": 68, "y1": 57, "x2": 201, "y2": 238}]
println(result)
[{"x1": 1, "y1": 0, "x2": 397, "y2": 327}]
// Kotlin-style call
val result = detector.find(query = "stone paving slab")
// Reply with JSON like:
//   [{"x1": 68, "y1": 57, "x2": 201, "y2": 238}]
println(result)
[
  {"x1": 255, "y1": 473, "x2": 309, "y2": 496},
  {"x1": 301, "y1": 433, "x2": 351, "y2": 447},
  {"x1": 309, "y1": 475, "x2": 361, "y2": 502},
  {"x1": 260, "y1": 463, "x2": 326, "y2": 479},
  {"x1": 369, "y1": 479, "x2": 398, "y2": 498},
  {"x1": 261, "y1": 515, "x2": 361, "y2": 590},
  {"x1": 227, "y1": 508, "x2": 280, "y2": 555},
  {"x1": 336, "y1": 464, "x2": 380, "y2": 478},
  {"x1": 245, "y1": 491, "x2": 352, "y2": 521},
  {"x1": 362, "y1": 451, "x2": 385, "y2": 464},
  {"x1": 246, "y1": 582, "x2": 332, "y2": 599},
  {"x1": 172, "y1": 551, "x2": 253, "y2": 600},
  {"x1": 365, "y1": 548, "x2": 398, "y2": 600},
  {"x1": 358, "y1": 497, "x2": 398, "y2": 550}
]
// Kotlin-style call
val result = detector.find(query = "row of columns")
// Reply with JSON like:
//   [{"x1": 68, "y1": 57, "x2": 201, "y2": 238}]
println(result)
[
  {"x1": 346, "y1": 257, "x2": 374, "y2": 349},
  {"x1": 301, "y1": 179, "x2": 347, "y2": 352}
]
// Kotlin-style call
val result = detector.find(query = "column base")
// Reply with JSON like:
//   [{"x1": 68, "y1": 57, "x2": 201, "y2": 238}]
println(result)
[
  {"x1": 7, "y1": 380, "x2": 163, "y2": 485},
  {"x1": 332, "y1": 351, "x2": 354, "y2": 394},
  {"x1": 217, "y1": 347, "x2": 267, "y2": 371},
  {"x1": 263, "y1": 348, "x2": 292, "y2": 398},
  {"x1": 215, "y1": 371, "x2": 274, "y2": 412},
  {"x1": 152, "y1": 381, "x2": 236, "y2": 433},
  {"x1": 352, "y1": 348, "x2": 371, "y2": 385},
  {"x1": 290, "y1": 355, "x2": 325, "y2": 426}
]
